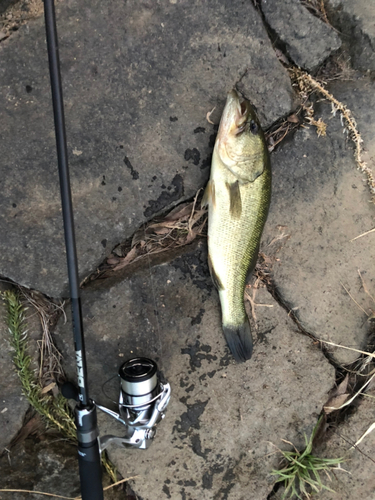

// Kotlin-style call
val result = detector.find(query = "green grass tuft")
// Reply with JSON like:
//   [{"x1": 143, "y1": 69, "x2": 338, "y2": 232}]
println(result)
[{"x1": 271, "y1": 416, "x2": 345, "y2": 499}]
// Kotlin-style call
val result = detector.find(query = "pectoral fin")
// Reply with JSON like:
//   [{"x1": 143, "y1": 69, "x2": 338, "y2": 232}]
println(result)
[
  {"x1": 201, "y1": 179, "x2": 216, "y2": 209},
  {"x1": 225, "y1": 180, "x2": 242, "y2": 219}
]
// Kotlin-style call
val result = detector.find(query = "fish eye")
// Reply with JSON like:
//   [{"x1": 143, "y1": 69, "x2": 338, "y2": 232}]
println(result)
[{"x1": 250, "y1": 120, "x2": 258, "y2": 135}]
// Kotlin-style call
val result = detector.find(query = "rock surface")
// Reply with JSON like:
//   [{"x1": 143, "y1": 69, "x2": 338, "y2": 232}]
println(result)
[
  {"x1": 55, "y1": 243, "x2": 334, "y2": 500},
  {"x1": 0, "y1": 437, "x2": 81, "y2": 500},
  {"x1": 0, "y1": 433, "x2": 130, "y2": 500},
  {"x1": 327, "y1": 0, "x2": 375, "y2": 73},
  {"x1": 262, "y1": 77, "x2": 375, "y2": 365},
  {"x1": 261, "y1": 0, "x2": 341, "y2": 71},
  {"x1": 0, "y1": 282, "x2": 29, "y2": 453},
  {"x1": 0, "y1": 0, "x2": 294, "y2": 297},
  {"x1": 319, "y1": 392, "x2": 375, "y2": 500},
  {"x1": 0, "y1": 0, "x2": 15, "y2": 15}
]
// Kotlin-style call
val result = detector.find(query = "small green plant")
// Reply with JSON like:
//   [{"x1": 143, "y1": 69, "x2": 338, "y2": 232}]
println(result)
[
  {"x1": 271, "y1": 417, "x2": 344, "y2": 499},
  {"x1": 2, "y1": 288, "x2": 118, "y2": 482},
  {"x1": 2, "y1": 289, "x2": 77, "y2": 440}
]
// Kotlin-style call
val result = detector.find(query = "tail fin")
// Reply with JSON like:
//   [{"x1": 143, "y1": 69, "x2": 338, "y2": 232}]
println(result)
[{"x1": 222, "y1": 321, "x2": 253, "y2": 362}]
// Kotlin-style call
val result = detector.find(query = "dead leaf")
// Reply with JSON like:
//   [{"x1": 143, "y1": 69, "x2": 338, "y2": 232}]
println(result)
[
  {"x1": 323, "y1": 374, "x2": 350, "y2": 414},
  {"x1": 287, "y1": 114, "x2": 299, "y2": 124},
  {"x1": 41, "y1": 382, "x2": 57, "y2": 394},
  {"x1": 147, "y1": 221, "x2": 180, "y2": 232},
  {"x1": 323, "y1": 393, "x2": 350, "y2": 414},
  {"x1": 336, "y1": 374, "x2": 349, "y2": 396},
  {"x1": 112, "y1": 246, "x2": 139, "y2": 271},
  {"x1": 9, "y1": 415, "x2": 44, "y2": 448},
  {"x1": 152, "y1": 226, "x2": 172, "y2": 235},
  {"x1": 132, "y1": 228, "x2": 146, "y2": 248},
  {"x1": 164, "y1": 202, "x2": 193, "y2": 221},
  {"x1": 185, "y1": 230, "x2": 197, "y2": 245},
  {"x1": 107, "y1": 256, "x2": 121, "y2": 266}
]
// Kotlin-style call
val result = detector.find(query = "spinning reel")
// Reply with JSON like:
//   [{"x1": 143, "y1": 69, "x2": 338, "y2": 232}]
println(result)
[{"x1": 84, "y1": 358, "x2": 170, "y2": 451}]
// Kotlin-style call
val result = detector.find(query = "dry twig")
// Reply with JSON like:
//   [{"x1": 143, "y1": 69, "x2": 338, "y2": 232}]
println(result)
[
  {"x1": 18, "y1": 288, "x2": 65, "y2": 388},
  {"x1": 290, "y1": 68, "x2": 375, "y2": 202},
  {"x1": 0, "y1": 476, "x2": 139, "y2": 500},
  {"x1": 84, "y1": 197, "x2": 207, "y2": 283},
  {"x1": 350, "y1": 227, "x2": 375, "y2": 242}
]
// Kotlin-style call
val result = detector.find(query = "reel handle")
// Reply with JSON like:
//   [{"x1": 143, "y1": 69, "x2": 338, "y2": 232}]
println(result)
[{"x1": 61, "y1": 381, "x2": 80, "y2": 401}]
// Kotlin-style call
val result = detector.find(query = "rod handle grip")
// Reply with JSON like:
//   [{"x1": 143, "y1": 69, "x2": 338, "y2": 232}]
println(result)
[{"x1": 77, "y1": 440, "x2": 104, "y2": 500}]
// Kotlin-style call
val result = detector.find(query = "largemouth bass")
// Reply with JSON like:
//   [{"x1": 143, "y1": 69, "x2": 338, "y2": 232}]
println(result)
[{"x1": 203, "y1": 90, "x2": 271, "y2": 362}]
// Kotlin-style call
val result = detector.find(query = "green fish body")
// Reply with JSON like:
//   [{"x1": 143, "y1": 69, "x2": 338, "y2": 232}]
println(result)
[{"x1": 203, "y1": 90, "x2": 271, "y2": 362}]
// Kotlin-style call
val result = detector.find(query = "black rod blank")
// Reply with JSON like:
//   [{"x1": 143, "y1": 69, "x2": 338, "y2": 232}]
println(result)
[{"x1": 43, "y1": 0, "x2": 89, "y2": 405}]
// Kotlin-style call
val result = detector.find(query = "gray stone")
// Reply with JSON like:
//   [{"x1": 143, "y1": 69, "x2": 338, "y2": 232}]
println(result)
[
  {"x1": 318, "y1": 392, "x2": 375, "y2": 500},
  {"x1": 262, "y1": 77, "x2": 375, "y2": 365},
  {"x1": 0, "y1": 282, "x2": 29, "y2": 453},
  {"x1": 0, "y1": 0, "x2": 294, "y2": 297},
  {"x1": 327, "y1": 0, "x2": 375, "y2": 73},
  {"x1": 54, "y1": 243, "x2": 334, "y2": 500},
  {"x1": 0, "y1": 0, "x2": 16, "y2": 16},
  {"x1": 0, "y1": 432, "x2": 130, "y2": 499},
  {"x1": 261, "y1": 0, "x2": 341, "y2": 71},
  {"x1": 0, "y1": 437, "x2": 81, "y2": 500}
]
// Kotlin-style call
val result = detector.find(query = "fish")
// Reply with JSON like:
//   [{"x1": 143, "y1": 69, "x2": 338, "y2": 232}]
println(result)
[{"x1": 202, "y1": 89, "x2": 271, "y2": 362}]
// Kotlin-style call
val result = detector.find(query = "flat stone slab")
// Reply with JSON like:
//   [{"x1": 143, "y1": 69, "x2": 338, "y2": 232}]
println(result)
[
  {"x1": 0, "y1": 432, "x2": 127, "y2": 500},
  {"x1": 261, "y1": 0, "x2": 341, "y2": 71},
  {"x1": 0, "y1": 437, "x2": 81, "y2": 500},
  {"x1": 327, "y1": 0, "x2": 375, "y2": 73},
  {"x1": 0, "y1": 0, "x2": 294, "y2": 297},
  {"x1": 319, "y1": 392, "x2": 375, "y2": 499},
  {"x1": 55, "y1": 243, "x2": 334, "y2": 500},
  {"x1": 262, "y1": 77, "x2": 375, "y2": 365}
]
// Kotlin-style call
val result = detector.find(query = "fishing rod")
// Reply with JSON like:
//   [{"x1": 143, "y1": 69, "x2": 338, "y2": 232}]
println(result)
[
  {"x1": 43, "y1": 1, "x2": 103, "y2": 498},
  {"x1": 43, "y1": 1, "x2": 171, "y2": 498}
]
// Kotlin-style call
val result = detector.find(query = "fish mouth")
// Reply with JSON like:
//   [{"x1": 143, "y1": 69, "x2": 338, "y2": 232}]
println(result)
[
  {"x1": 218, "y1": 90, "x2": 250, "y2": 139},
  {"x1": 215, "y1": 90, "x2": 250, "y2": 165}
]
